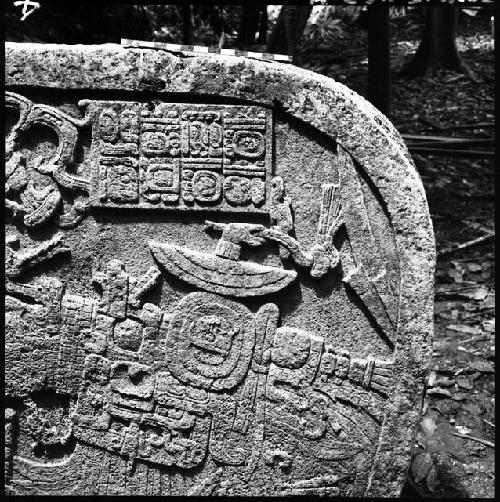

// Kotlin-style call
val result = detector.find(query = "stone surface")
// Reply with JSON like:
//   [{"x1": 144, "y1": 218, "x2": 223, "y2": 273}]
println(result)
[{"x1": 5, "y1": 42, "x2": 435, "y2": 497}]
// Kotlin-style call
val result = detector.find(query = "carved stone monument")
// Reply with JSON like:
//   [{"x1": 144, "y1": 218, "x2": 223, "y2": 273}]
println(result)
[{"x1": 5, "y1": 43, "x2": 435, "y2": 497}]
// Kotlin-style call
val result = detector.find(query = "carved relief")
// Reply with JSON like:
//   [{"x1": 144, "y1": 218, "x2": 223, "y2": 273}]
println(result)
[
  {"x1": 165, "y1": 293, "x2": 255, "y2": 390},
  {"x1": 150, "y1": 220, "x2": 298, "y2": 297},
  {"x1": 265, "y1": 179, "x2": 343, "y2": 277},
  {"x1": 148, "y1": 176, "x2": 346, "y2": 298},
  {"x1": 82, "y1": 101, "x2": 272, "y2": 213},
  {"x1": 5, "y1": 93, "x2": 405, "y2": 496},
  {"x1": 5, "y1": 92, "x2": 91, "y2": 229},
  {"x1": 6, "y1": 255, "x2": 393, "y2": 491},
  {"x1": 5, "y1": 94, "x2": 274, "y2": 230},
  {"x1": 336, "y1": 148, "x2": 401, "y2": 344},
  {"x1": 6, "y1": 232, "x2": 70, "y2": 279},
  {"x1": 24, "y1": 394, "x2": 75, "y2": 456}
]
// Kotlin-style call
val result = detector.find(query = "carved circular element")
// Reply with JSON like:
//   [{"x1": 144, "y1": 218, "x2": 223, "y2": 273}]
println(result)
[
  {"x1": 233, "y1": 131, "x2": 265, "y2": 158},
  {"x1": 192, "y1": 170, "x2": 222, "y2": 203},
  {"x1": 165, "y1": 292, "x2": 255, "y2": 390}
]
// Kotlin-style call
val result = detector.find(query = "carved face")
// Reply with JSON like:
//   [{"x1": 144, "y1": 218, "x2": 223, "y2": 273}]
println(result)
[
  {"x1": 6, "y1": 163, "x2": 62, "y2": 228},
  {"x1": 114, "y1": 318, "x2": 143, "y2": 352},
  {"x1": 109, "y1": 362, "x2": 155, "y2": 413},
  {"x1": 169, "y1": 132, "x2": 181, "y2": 152},
  {"x1": 209, "y1": 122, "x2": 222, "y2": 147},
  {"x1": 189, "y1": 121, "x2": 206, "y2": 149},
  {"x1": 99, "y1": 108, "x2": 119, "y2": 142},
  {"x1": 319, "y1": 352, "x2": 336, "y2": 376},
  {"x1": 21, "y1": 174, "x2": 58, "y2": 209}
]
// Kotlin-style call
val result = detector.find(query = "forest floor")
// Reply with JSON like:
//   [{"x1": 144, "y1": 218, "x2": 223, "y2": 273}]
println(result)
[{"x1": 298, "y1": 9, "x2": 495, "y2": 498}]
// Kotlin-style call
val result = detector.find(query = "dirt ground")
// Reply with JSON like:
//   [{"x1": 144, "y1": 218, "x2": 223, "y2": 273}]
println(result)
[{"x1": 298, "y1": 8, "x2": 495, "y2": 498}]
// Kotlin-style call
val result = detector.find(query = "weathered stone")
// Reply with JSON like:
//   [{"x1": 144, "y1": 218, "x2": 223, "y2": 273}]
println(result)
[{"x1": 5, "y1": 42, "x2": 435, "y2": 497}]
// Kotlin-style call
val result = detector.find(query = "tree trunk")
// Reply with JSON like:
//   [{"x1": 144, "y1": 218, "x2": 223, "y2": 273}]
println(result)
[
  {"x1": 401, "y1": 6, "x2": 475, "y2": 78},
  {"x1": 367, "y1": 4, "x2": 391, "y2": 116},
  {"x1": 206, "y1": 6, "x2": 226, "y2": 48},
  {"x1": 238, "y1": 5, "x2": 261, "y2": 47},
  {"x1": 238, "y1": 5, "x2": 268, "y2": 47},
  {"x1": 182, "y1": 5, "x2": 193, "y2": 45},
  {"x1": 267, "y1": 7, "x2": 288, "y2": 54},
  {"x1": 257, "y1": 6, "x2": 268, "y2": 44},
  {"x1": 268, "y1": 6, "x2": 312, "y2": 59}
]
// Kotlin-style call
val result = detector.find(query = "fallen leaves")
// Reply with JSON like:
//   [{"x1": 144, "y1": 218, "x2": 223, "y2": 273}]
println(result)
[
  {"x1": 456, "y1": 375, "x2": 473, "y2": 390},
  {"x1": 483, "y1": 319, "x2": 495, "y2": 333},
  {"x1": 468, "y1": 361, "x2": 495, "y2": 374},
  {"x1": 469, "y1": 286, "x2": 489, "y2": 301},
  {"x1": 435, "y1": 283, "x2": 491, "y2": 301},
  {"x1": 455, "y1": 425, "x2": 471, "y2": 437},
  {"x1": 419, "y1": 221, "x2": 494, "y2": 497},
  {"x1": 410, "y1": 450, "x2": 438, "y2": 492},
  {"x1": 447, "y1": 324, "x2": 482, "y2": 335},
  {"x1": 285, "y1": 6, "x2": 495, "y2": 498},
  {"x1": 427, "y1": 387, "x2": 452, "y2": 398}
]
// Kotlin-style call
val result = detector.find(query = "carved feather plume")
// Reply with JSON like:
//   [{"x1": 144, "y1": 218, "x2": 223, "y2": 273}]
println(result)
[{"x1": 316, "y1": 182, "x2": 343, "y2": 249}]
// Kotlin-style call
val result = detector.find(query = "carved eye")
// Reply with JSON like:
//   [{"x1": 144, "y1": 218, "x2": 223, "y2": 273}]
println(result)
[
  {"x1": 111, "y1": 363, "x2": 128, "y2": 377},
  {"x1": 129, "y1": 370, "x2": 147, "y2": 386}
]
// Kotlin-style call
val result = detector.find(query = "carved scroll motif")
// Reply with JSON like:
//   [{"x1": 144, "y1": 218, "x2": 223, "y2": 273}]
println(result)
[
  {"x1": 6, "y1": 232, "x2": 70, "y2": 279},
  {"x1": 5, "y1": 92, "x2": 91, "y2": 229}
]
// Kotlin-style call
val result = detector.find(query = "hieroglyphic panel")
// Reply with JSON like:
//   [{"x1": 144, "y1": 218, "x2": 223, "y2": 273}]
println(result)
[{"x1": 85, "y1": 101, "x2": 272, "y2": 213}]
